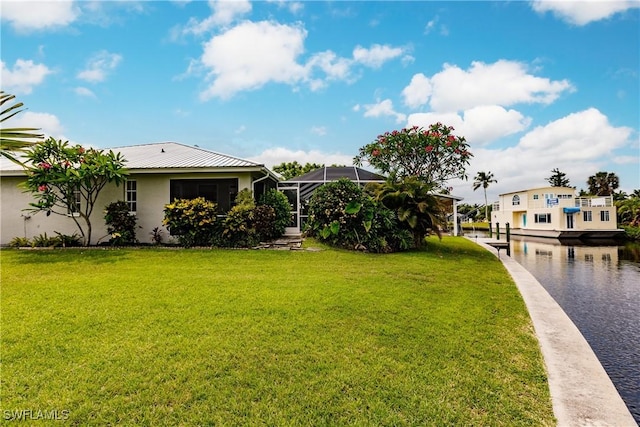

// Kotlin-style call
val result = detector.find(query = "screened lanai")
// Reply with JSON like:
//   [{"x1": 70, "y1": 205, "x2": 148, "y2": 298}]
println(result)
[
  {"x1": 277, "y1": 166, "x2": 463, "y2": 236},
  {"x1": 277, "y1": 166, "x2": 386, "y2": 235}
]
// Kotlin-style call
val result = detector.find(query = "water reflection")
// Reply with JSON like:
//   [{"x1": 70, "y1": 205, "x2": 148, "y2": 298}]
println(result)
[{"x1": 508, "y1": 236, "x2": 640, "y2": 423}]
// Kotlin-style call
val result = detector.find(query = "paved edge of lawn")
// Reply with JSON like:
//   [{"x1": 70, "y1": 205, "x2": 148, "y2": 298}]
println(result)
[{"x1": 471, "y1": 237, "x2": 637, "y2": 427}]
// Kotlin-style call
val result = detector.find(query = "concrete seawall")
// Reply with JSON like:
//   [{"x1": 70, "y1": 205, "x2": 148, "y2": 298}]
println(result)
[{"x1": 472, "y1": 237, "x2": 637, "y2": 427}]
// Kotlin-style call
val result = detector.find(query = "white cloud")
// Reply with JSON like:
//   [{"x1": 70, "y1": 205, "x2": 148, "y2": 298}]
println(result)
[
  {"x1": 199, "y1": 21, "x2": 307, "y2": 100},
  {"x1": 531, "y1": 0, "x2": 640, "y2": 25},
  {"x1": 428, "y1": 60, "x2": 574, "y2": 112},
  {"x1": 310, "y1": 126, "x2": 327, "y2": 136},
  {"x1": 448, "y1": 108, "x2": 634, "y2": 202},
  {"x1": 249, "y1": 147, "x2": 353, "y2": 169},
  {"x1": 353, "y1": 44, "x2": 405, "y2": 68},
  {"x1": 402, "y1": 73, "x2": 431, "y2": 109},
  {"x1": 1, "y1": 59, "x2": 53, "y2": 95},
  {"x1": 74, "y1": 87, "x2": 96, "y2": 98},
  {"x1": 77, "y1": 51, "x2": 122, "y2": 83},
  {"x1": 10, "y1": 111, "x2": 65, "y2": 140},
  {"x1": 363, "y1": 99, "x2": 407, "y2": 123},
  {"x1": 0, "y1": 1, "x2": 79, "y2": 32},
  {"x1": 184, "y1": 0, "x2": 252, "y2": 35},
  {"x1": 406, "y1": 105, "x2": 531, "y2": 145}
]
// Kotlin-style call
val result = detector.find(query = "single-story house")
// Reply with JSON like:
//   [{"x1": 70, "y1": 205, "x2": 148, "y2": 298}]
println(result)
[
  {"x1": 0, "y1": 142, "x2": 279, "y2": 245},
  {"x1": 491, "y1": 186, "x2": 623, "y2": 239}
]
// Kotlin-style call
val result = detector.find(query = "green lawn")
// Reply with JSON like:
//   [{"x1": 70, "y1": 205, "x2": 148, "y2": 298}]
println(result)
[{"x1": 1, "y1": 238, "x2": 554, "y2": 426}]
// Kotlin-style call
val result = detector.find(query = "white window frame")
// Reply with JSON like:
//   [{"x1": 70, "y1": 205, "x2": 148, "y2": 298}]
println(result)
[
  {"x1": 126, "y1": 180, "x2": 137, "y2": 214},
  {"x1": 512, "y1": 195, "x2": 520, "y2": 206},
  {"x1": 600, "y1": 210, "x2": 610, "y2": 222},
  {"x1": 583, "y1": 211, "x2": 592, "y2": 222}
]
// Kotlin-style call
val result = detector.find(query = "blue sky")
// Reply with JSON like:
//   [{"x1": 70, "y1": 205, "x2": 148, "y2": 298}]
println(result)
[{"x1": 2, "y1": 0, "x2": 639, "y2": 203}]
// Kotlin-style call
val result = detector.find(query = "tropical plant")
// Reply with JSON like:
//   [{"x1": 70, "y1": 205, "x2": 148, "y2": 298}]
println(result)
[
  {"x1": 221, "y1": 189, "x2": 258, "y2": 248},
  {"x1": 8, "y1": 237, "x2": 31, "y2": 247},
  {"x1": 0, "y1": 91, "x2": 43, "y2": 164},
  {"x1": 617, "y1": 197, "x2": 640, "y2": 227},
  {"x1": 587, "y1": 171, "x2": 619, "y2": 196},
  {"x1": 273, "y1": 161, "x2": 323, "y2": 180},
  {"x1": 22, "y1": 137, "x2": 128, "y2": 245},
  {"x1": 547, "y1": 168, "x2": 571, "y2": 187},
  {"x1": 150, "y1": 227, "x2": 164, "y2": 245},
  {"x1": 473, "y1": 171, "x2": 497, "y2": 222},
  {"x1": 163, "y1": 197, "x2": 219, "y2": 248},
  {"x1": 368, "y1": 177, "x2": 446, "y2": 249},
  {"x1": 104, "y1": 201, "x2": 138, "y2": 245},
  {"x1": 258, "y1": 189, "x2": 290, "y2": 239},
  {"x1": 53, "y1": 232, "x2": 82, "y2": 247},
  {"x1": 354, "y1": 123, "x2": 472, "y2": 189},
  {"x1": 31, "y1": 232, "x2": 59, "y2": 248}
]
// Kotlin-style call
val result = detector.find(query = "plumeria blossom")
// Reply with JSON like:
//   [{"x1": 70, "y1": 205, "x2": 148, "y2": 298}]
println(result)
[{"x1": 354, "y1": 122, "x2": 473, "y2": 188}]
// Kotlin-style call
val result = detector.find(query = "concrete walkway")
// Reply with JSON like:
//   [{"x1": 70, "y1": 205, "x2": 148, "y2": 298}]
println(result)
[{"x1": 472, "y1": 237, "x2": 636, "y2": 427}]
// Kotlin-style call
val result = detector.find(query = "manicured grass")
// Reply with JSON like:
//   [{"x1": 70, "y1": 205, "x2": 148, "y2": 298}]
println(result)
[{"x1": 1, "y1": 238, "x2": 554, "y2": 425}]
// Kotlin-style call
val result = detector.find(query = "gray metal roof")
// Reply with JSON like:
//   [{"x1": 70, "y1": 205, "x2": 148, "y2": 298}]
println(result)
[
  {"x1": 0, "y1": 142, "x2": 264, "y2": 174},
  {"x1": 114, "y1": 142, "x2": 262, "y2": 169}
]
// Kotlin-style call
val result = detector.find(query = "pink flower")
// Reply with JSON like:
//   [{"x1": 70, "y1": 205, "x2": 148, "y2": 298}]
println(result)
[
  {"x1": 78, "y1": 147, "x2": 85, "y2": 154},
  {"x1": 432, "y1": 132, "x2": 440, "y2": 139},
  {"x1": 39, "y1": 162, "x2": 52, "y2": 170},
  {"x1": 391, "y1": 130, "x2": 399, "y2": 136},
  {"x1": 38, "y1": 184, "x2": 47, "y2": 192},
  {"x1": 448, "y1": 135, "x2": 456, "y2": 142},
  {"x1": 446, "y1": 141, "x2": 452, "y2": 147},
  {"x1": 372, "y1": 149, "x2": 380, "y2": 157},
  {"x1": 425, "y1": 146, "x2": 434, "y2": 153}
]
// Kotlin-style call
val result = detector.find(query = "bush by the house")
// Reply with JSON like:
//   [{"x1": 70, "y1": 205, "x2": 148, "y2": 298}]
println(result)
[
  {"x1": 305, "y1": 178, "x2": 410, "y2": 253},
  {"x1": 104, "y1": 201, "x2": 138, "y2": 245},
  {"x1": 219, "y1": 190, "x2": 261, "y2": 248},
  {"x1": 9, "y1": 237, "x2": 31, "y2": 247},
  {"x1": 163, "y1": 197, "x2": 220, "y2": 248},
  {"x1": 258, "y1": 189, "x2": 290, "y2": 239}
]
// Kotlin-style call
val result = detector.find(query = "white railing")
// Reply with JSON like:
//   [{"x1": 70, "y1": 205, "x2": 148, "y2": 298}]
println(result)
[{"x1": 575, "y1": 196, "x2": 613, "y2": 207}]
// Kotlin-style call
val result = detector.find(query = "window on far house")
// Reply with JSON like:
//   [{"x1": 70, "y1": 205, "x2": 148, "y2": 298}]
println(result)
[
  {"x1": 126, "y1": 180, "x2": 137, "y2": 213},
  {"x1": 600, "y1": 210, "x2": 610, "y2": 222},
  {"x1": 583, "y1": 211, "x2": 592, "y2": 222},
  {"x1": 512, "y1": 195, "x2": 520, "y2": 206},
  {"x1": 534, "y1": 213, "x2": 551, "y2": 223},
  {"x1": 533, "y1": 194, "x2": 539, "y2": 200}
]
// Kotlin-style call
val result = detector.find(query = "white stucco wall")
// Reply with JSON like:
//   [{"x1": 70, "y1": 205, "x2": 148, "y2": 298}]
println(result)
[{"x1": 0, "y1": 176, "x2": 121, "y2": 245}]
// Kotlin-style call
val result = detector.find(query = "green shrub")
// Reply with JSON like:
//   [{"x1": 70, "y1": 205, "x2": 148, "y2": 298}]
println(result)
[
  {"x1": 163, "y1": 198, "x2": 219, "y2": 247},
  {"x1": 220, "y1": 190, "x2": 258, "y2": 248},
  {"x1": 253, "y1": 204, "x2": 277, "y2": 242},
  {"x1": 8, "y1": 237, "x2": 31, "y2": 248},
  {"x1": 306, "y1": 178, "x2": 407, "y2": 252},
  {"x1": 258, "y1": 189, "x2": 290, "y2": 239},
  {"x1": 31, "y1": 232, "x2": 59, "y2": 247},
  {"x1": 104, "y1": 201, "x2": 138, "y2": 245},
  {"x1": 54, "y1": 232, "x2": 82, "y2": 247}
]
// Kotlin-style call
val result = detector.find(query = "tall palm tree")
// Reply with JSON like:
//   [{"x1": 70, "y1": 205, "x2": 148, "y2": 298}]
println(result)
[
  {"x1": 1, "y1": 91, "x2": 43, "y2": 164},
  {"x1": 587, "y1": 171, "x2": 619, "y2": 196},
  {"x1": 473, "y1": 171, "x2": 497, "y2": 222}
]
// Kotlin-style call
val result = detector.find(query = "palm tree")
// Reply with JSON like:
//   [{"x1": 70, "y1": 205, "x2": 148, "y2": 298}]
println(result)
[
  {"x1": 473, "y1": 171, "x2": 497, "y2": 222},
  {"x1": 369, "y1": 177, "x2": 446, "y2": 248},
  {"x1": 587, "y1": 171, "x2": 619, "y2": 196},
  {"x1": 1, "y1": 91, "x2": 43, "y2": 164}
]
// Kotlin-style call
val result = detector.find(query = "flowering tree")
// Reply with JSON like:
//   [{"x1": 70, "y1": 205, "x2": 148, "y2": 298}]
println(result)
[
  {"x1": 23, "y1": 137, "x2": 128, "y2": 245},
  {"x1": 354, "y1": 123, "x2": 472, "y2": 188}
]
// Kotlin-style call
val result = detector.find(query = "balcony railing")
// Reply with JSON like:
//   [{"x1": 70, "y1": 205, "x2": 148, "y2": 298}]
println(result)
[{"x1": 575, "y1": 196, "x2": 613, "y2": 207}]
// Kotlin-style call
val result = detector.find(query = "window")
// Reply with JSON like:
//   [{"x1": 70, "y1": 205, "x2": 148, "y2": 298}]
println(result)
[
  {"x1": 126, "y1": 180, "x2": 137, "y2": 213},
  {"x1": 68, "y1": 187, "x2": 81, "y2": 216},
  {"x1": 600, "y1": 211, "x2": 610, "y2": 222},
  {"x1": 534, "y1": 213, "x2": 551, "y2": 223},
  {"x1": 583, "y1": 211, "x2": 592, "y2": 222},
  {"x1": 533, "y1": 194, "x2": 539, "y2": 200},
  {"x1": 512, "y1": 195, "x2": 520, "y2": 206},
  {"x1": 170, "y1": 179, "x2": 238, "y2": 213},
  {"x1": 558, "y1": 194, "x2": 573, "y2": 199}
]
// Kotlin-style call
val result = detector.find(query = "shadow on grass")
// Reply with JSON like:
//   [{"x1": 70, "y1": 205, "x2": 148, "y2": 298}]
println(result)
[{"x1": 2, "y1": 248, "x2": 132, "y2": 265}]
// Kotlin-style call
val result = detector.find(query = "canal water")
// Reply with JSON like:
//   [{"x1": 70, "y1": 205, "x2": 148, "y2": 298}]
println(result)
[{"x1": 500, "y1": 235, "x2": 640, "y2": 423}]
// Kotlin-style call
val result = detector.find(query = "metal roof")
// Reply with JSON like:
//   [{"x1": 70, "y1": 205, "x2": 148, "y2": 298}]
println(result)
[
  {"x1": 113, "y1": 142, "x2": 262, "y2": 169},
  {"x1": 0, "y1": 142, "x2": 265, "y2": 174}
]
